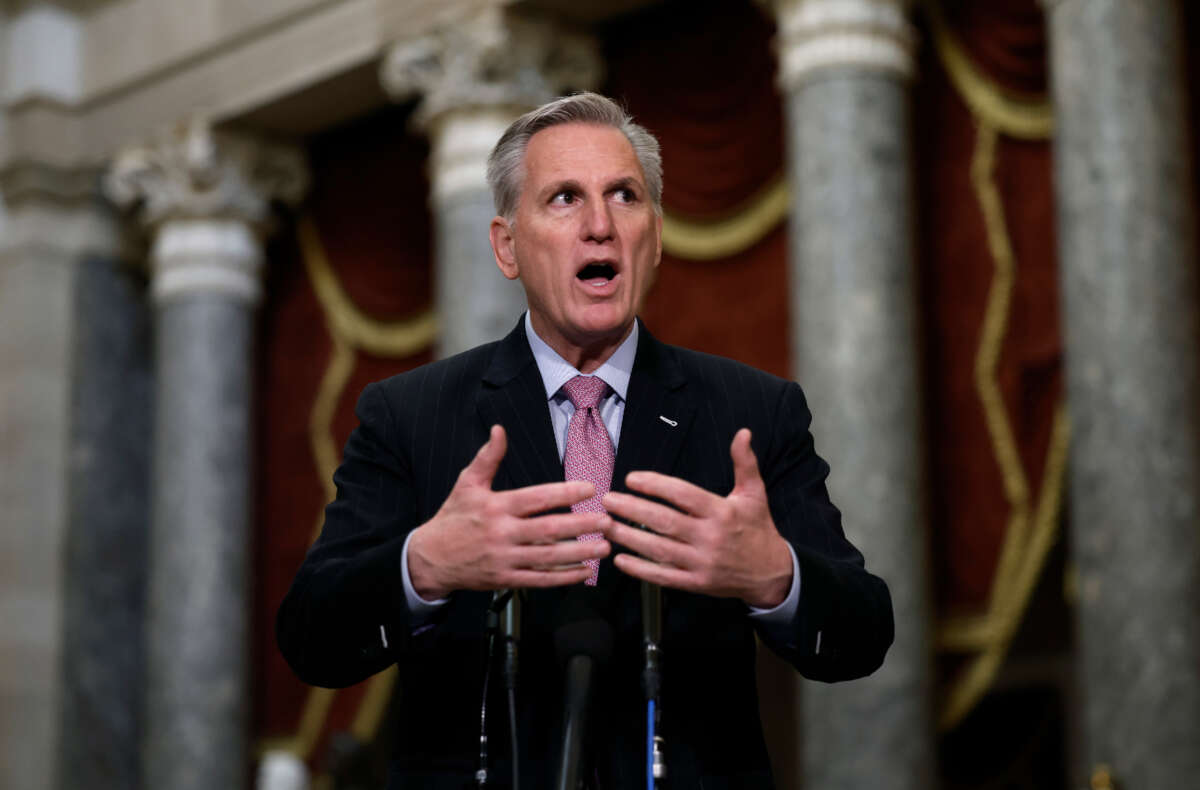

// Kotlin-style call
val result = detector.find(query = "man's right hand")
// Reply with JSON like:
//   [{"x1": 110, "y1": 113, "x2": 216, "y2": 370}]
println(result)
[{"x1": 406, "y1": 424, "x2": 611, "y2": 600}]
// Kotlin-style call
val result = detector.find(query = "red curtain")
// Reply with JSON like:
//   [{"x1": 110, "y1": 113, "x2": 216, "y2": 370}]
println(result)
[{"x1": 253, "y1": 104, "x2": 435, "y2": 767}]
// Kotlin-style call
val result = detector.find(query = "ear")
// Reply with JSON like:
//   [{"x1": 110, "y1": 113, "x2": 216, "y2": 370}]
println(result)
[{"x1": 490, "y1": 216, "x2": 519, "y2": 280}]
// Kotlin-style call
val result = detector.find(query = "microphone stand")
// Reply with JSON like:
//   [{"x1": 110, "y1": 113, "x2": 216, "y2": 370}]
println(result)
[
  {"x1": 477, "y1": 590, "x2": 519, "y2": 789},
  {"x1": 642, "y1": 580, "x2": 665, "y2": 789},
  {"x1": 502, "y1": 591, "x2": 521, "y2": 790}
]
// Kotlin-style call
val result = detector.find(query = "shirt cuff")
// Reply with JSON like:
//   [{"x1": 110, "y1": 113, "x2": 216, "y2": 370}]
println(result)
[
  {"x1": 401, "y1": 531, "x2": 450, "y2": 623},
  {"x1": 746, "y1": 543, "x2": 801, "y2": 625}
]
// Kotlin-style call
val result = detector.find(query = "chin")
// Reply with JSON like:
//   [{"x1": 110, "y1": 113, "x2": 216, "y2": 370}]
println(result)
[{"x1": 576, "y1": 310, "x2": 632, "y2": 337}]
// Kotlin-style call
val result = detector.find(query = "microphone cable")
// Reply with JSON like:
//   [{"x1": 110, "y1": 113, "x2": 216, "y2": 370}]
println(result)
[{"x1": 646, "y1": 698, "x2": 656, "y2": 790}]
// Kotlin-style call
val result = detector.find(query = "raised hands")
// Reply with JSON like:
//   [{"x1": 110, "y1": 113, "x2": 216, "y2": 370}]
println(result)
[
  {"x1": 601, "y1": 428, "x2": 793, "y2": 608},
  {"x1": 406, "y1": 425, "x2": 612, "y2": 600}
]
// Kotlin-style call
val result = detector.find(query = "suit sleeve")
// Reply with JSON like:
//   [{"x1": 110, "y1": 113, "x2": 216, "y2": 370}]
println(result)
[
  {"x1": 275, "y1": 381, "x2": 433, "y2": 688},
  {"x1": 752, "y1": 380, "x2": 895, "y2": 682}
]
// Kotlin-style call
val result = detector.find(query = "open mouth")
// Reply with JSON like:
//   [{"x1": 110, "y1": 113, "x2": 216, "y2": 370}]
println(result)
[{"x1": 577, "y1": 262, "x2": 617, "y2": 282}]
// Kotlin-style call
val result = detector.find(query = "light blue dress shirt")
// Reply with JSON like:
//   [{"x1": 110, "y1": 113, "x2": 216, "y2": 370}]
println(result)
[{"x1": 399, "y1": 313, "x2": 800, "y2": 631}]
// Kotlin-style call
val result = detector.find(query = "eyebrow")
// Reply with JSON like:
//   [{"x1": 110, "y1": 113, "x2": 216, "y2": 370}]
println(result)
[
  {"x1": 542, "y1": 179, "x2": 583, "y2": 200},
  {"x1": 606, "y1": 177, "x2": 641, "y2": 194}
]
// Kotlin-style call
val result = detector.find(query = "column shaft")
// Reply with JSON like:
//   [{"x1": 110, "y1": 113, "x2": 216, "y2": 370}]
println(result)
[
  {"x1": 58, "y1": 254, "x2": 152, "y2": 790},
  {"x1": 774, "y1": 2, "x2": 936, "y2": 787},
  {"x1": 790, "y1": 74, "x2": 935, "y2": 790},
  {"x1": 1048, "y1": 0, "x2": 1200, "y2": 785},
  {"x1": 145, "y1": 292, "x2": 254, "y2": 790}
]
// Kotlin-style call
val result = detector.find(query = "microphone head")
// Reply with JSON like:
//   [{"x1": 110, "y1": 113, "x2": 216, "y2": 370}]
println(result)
[{"x1": 553, "y1": 618, "x2": 615, "y2": 668}]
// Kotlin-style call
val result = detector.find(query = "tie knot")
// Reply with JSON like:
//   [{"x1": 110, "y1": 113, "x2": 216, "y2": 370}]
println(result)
[{"x1": 562, "y1": 375, "x2": 609, "y2": 410}]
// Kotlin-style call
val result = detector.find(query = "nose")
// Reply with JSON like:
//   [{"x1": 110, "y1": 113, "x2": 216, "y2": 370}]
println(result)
[{"x1": 582, "y1": 199, "x2": 615, "y2": 243}]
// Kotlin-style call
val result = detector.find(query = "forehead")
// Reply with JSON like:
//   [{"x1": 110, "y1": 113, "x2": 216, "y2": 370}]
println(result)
[{"x1": 522, "y1": 122, "x2": 644, "y2": 187}]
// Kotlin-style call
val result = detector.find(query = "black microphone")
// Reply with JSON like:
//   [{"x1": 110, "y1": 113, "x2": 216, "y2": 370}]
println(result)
[
  {"x1": 641, "y1": 580, "x2": 662, "y2": 702},
  {"x1": 502, "y1": 592, "x2": 521, "y2": 790},
  {"x1": 554, "y1": 614, "x2": 614, "y2": 790},
  {"x1": 641, "y1": 580, "x2": 667, "y2": 784}
]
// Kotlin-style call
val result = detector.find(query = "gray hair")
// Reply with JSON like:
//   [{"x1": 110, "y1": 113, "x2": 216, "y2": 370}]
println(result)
[{"x1": 486, "y1": 92, "x2": 663, "y2": 221}]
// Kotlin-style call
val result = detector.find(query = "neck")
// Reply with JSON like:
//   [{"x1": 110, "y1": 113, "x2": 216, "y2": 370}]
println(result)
[{"x1": 529, "y1": 315, "x2": 634, "y2": 374}]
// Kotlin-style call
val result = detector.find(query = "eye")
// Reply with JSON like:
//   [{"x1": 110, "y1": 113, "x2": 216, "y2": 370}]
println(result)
[
  {"x1": 613, "y1": 187, "x2": 637, "y2": 203},
  {"x1": 550, "y1": 190, "x2": 578, "y2": 206}
]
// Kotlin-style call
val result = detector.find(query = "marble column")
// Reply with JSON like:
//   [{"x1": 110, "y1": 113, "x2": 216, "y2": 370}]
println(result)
[
  {"x1": 381, "y1": 8, "x2": 602, "y2": 357},
  {"x1": 1045, "y1": 1, "x2": 1200, "y2": 786},
  {"x1": 57, "y1": 245, "x2": 152, "y2": 790},
  {"x1": 765, "y1": 2, "x2": 936, "y2": 789},
  {"x1": 105, "y1": 120, "x2": 307, "y2": 790}
]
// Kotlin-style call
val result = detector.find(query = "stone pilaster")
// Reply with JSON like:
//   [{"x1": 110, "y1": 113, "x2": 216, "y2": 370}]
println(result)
[
  {"x1": 381, "y1": 8, "x2": 602, "y2": 356},
  {"x1": 106, "y1": 118, "x2": 307, "y2": 790},
  {"x1": 1045, "y1": 1, "x2": 1200, "y2": 786},
  {"x1": 0, "y1": 168, "x2": 125, "y2": 790},
  {"x1": 765, "y1": 2, "x2": 936, "y2": 789}
]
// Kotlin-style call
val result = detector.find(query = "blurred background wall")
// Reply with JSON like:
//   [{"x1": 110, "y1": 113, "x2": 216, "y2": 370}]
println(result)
[{"x1": 2, "y1": 0, "x2": 1199, "y2": 788}]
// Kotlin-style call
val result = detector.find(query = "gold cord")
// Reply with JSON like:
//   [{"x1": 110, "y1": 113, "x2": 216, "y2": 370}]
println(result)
[
  {"x1": 258, "y1": 216, "x2": 434, "y2": 767},
  {"x1": 936, "y1": 119, "x2": 1070, "y2": 729},
  {"x1": 923, "y1": 0, "x2": 1054, "y2": 140},
  {"x1": 661, "y1": 176, "x2": 789, "y2": 260}
]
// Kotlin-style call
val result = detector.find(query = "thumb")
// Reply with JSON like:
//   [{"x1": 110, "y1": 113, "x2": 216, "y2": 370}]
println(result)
[
  {"x1": 730, "y1": 428, "x2": 765, "y2": 495},
  {"x1": 460, "y1": 424, "x2": 507, "y2": 488}
]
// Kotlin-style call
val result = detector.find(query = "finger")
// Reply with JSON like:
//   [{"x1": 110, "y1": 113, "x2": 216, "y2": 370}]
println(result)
[
  {"x1": 514, "y1": 538, "x2": 610, "y2": 568},
  {"x1": 513, "y1": 512, "x2": 611, "y2": 543},
  {"x1": 605, "y1": 523, "x2": 698, "y2": 568},
  {"x1": 499, "y1": 480, "x2": 595, "y2": 516},
  {"x1": 508, "y1": 566, "x2": 595, "y2": 588},
  {"x1": 730, "y1": 428, "x2": 765, "y2": 495},
  {"x1": 612, "y1": 553, "x2": 701, "y2": 593},
  {"x1": 624, "y1": 470, "x2": 718, "y2": 516},
  {"x1": 459, "y1": 425, "x2": 507, "y2": 487},
  {"x1": 602, "y1": 492, "x2": 690, "y2": 539}
]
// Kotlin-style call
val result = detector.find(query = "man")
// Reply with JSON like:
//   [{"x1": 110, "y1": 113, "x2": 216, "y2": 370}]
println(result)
[{"x1": 277, "y1": 92, "x2": 892, "y2": 788}]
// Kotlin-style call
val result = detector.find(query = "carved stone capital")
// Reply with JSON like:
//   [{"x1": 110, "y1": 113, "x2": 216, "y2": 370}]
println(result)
[
  {"x1": 380, "y1": 7, "x2": 603, "y2": 131},
  {"x1": 766, "y1": 0, "x2": 918, "y2": 89},
  {"x1": 104, "y1": 118, "x2": 308, "y2": 304},
  {"x1": 103, "y1": 117, "x2": 308, "y2": 232}
]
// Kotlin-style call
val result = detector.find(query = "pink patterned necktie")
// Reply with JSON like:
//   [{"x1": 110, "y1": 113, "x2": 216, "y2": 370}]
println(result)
[{"x1": 562, "y1": 375, "x2": 614, "y2": 586}]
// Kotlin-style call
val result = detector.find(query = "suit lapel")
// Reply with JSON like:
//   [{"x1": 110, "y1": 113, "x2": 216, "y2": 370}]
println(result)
[
  {"x1": 611, "y1": 325, "x2": 695, "y2": 494},
  {"x1": 475, "y1": 321, "x2": 563, "y2": 491}
]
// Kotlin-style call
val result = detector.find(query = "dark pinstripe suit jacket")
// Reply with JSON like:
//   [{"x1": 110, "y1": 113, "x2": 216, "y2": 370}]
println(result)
[{"x1": 277, "y1": 319, "x2": 892, "y2": 789}]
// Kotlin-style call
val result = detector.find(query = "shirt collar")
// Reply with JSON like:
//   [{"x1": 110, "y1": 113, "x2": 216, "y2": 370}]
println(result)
[{"x1": 524, "y1": 311, "x2": 637, "y2": 402}]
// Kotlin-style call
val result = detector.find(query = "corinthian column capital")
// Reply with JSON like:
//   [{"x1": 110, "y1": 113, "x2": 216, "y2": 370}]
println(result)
[
  {"x1": 104, "y1": 117, "x2": 308, "y2": 232},
  {"x1": 765, "y1": 0, "x2": 918, "y2": 89},
  {"x1": 380, "y1": 7, "x2": 603, "y2": 132},
  {"x1": 104, "y1": 118, "x2": 309, "y2": 305}
]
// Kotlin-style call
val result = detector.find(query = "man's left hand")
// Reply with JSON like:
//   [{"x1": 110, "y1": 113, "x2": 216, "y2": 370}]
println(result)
[{"x1": 601, "y1": 428, "x2": 793, "y2": 608}]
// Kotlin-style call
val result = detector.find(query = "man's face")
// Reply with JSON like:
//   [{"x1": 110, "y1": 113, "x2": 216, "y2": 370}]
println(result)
[{"x1": 490, "y1": 122, "x2": 662, "y2": 357}]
